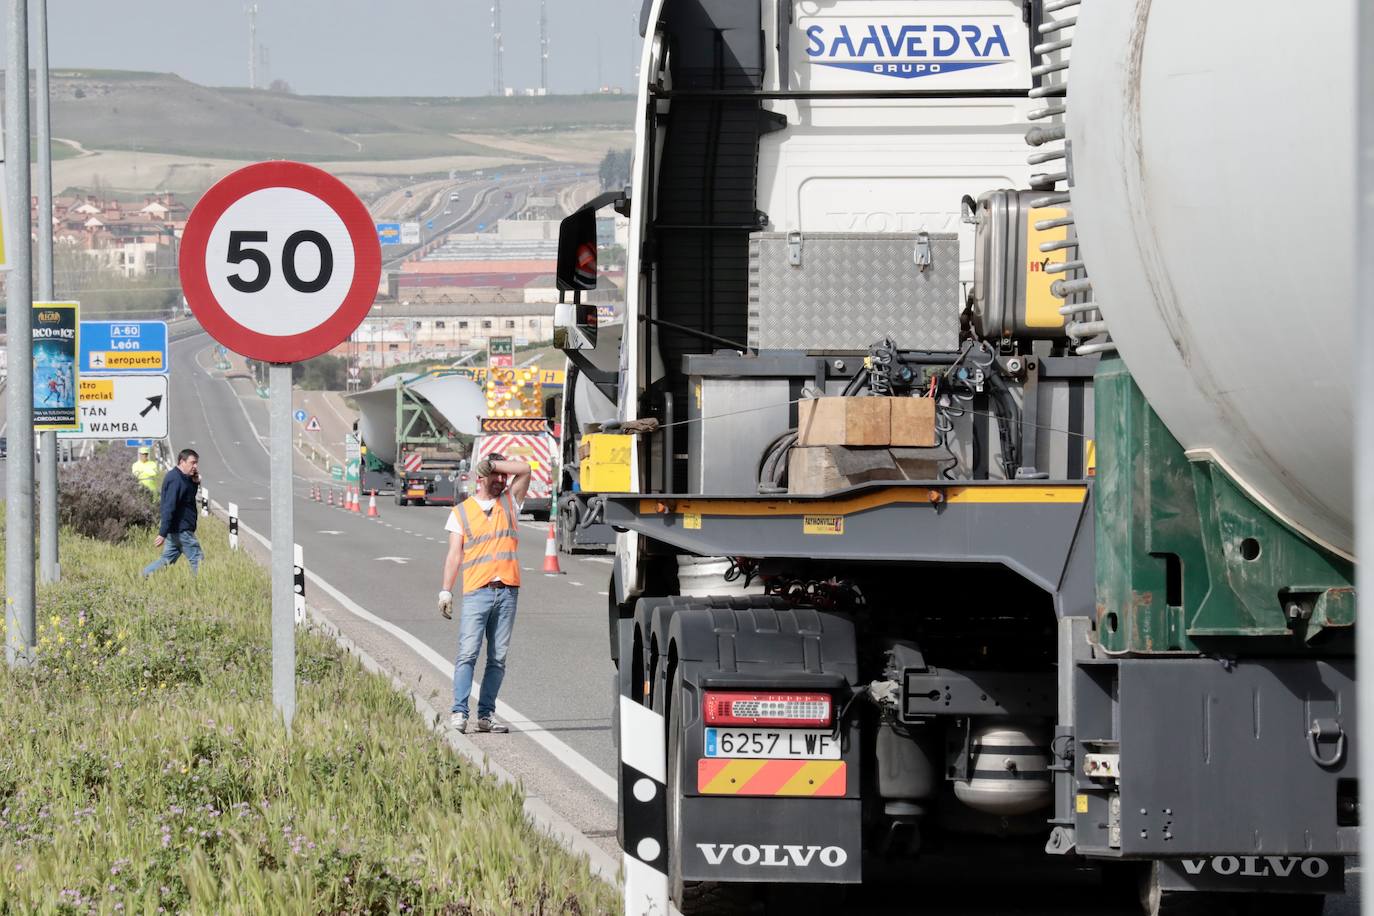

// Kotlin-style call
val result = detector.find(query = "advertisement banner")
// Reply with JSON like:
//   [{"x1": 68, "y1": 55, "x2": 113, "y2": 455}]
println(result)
[{"x1": 32, "y1": 301, "x2": 80, "y2": 430}]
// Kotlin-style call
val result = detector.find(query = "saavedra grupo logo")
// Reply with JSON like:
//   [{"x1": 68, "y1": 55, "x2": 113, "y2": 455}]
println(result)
[{"x1": 805, "y1": 21, "x2": 1013, "y2": 79}]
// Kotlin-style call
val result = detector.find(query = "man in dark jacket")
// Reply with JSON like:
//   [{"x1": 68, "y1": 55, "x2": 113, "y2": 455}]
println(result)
[{"x1": 142, "y1": 448, "x2": 203, "y2": 577}]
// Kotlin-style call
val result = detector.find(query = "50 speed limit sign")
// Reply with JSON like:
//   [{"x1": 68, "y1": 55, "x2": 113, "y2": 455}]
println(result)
[{"x1": 180, "y1": 161, "x2": 382, "y2": 363}]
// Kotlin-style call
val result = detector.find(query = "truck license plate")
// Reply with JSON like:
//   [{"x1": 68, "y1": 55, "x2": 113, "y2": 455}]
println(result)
[{"x1": 704, "y1": 727, "x2": 839, "y2": 760}]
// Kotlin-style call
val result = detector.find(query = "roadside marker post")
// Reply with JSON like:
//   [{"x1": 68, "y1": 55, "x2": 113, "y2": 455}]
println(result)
[
  {"x1": 293, "y1": 544, "x2": 305, "y2": 625},
  {"x1": 181, "y1": 161, "x2": 380, "y2": 732},
  {"x1": 228, "y1": 503, "x2": 240, "y2": 551}
]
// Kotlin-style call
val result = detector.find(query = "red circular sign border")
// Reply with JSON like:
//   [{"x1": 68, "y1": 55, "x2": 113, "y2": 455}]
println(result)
[{"x1": 179, "y1": 161, "x2": 382, "y2": 364}]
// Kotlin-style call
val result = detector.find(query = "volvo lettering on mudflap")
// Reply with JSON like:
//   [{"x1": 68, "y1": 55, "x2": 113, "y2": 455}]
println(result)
[{"x1": 1158, "y1": 857, "x2": 1344, "y2": 896}]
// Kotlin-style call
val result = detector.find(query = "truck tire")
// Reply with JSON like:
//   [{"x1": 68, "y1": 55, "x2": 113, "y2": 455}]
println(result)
[
  {"x1": 666, "y1": 667, "x2": 756, "y2": 916},
  {"x1": 394, "y1": 493, "x2": 408, "y2": 507}
]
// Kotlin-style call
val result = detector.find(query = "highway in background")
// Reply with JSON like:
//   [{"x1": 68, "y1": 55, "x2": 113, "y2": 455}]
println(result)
[{"x1": 378, "y1": 164, "x2": 586, "y2": 269}]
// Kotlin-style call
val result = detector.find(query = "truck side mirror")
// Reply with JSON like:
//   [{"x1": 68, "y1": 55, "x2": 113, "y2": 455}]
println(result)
[
  {"x1": 557, "y1": 205, "x2": 603, "y2": 293},
  {"x1": 554, "y1": 302, "x2": 599, "y2": 352}
]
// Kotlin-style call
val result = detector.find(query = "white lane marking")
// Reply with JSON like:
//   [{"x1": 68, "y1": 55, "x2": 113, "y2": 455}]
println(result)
[
  {"x1": 223, "y1": 504, "x2": 616, "y2": 802},
  {"x1": 375, "y1": 557, "x2": 411, "y2": 565},
  {"x1": 582, "y1": 556, "x2": 614, "y2": 565},
  {"x1": 597, "y1": 591, "x2": 609, "y2": 596},
  {"x1": 569, "y1": 581, "x2": 584, "y2": 587},
  {"x1": 318, "y1": 530, "x2": 343, "y2": 536}
]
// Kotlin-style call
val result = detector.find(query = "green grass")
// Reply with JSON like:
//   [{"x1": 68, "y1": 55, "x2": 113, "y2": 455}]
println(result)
[{"x1": 0, "y1": 513, "x2": 615, "y2": 914}]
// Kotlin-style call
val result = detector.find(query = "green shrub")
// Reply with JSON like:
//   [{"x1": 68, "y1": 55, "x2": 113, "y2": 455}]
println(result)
[{"x1": 57, "y1": 444, "x2": 158, "y2": 542}]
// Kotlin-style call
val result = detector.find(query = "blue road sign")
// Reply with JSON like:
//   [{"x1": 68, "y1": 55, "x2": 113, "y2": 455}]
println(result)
[
  {"x1": 477, "y1": 223, "x2": 486, "y2": 231},
  {"x1": 294, "y1": 409, "x2": 307, "y2": 423},
  {"x1": 376, "y1": 222, "x2": 402, "y2": 245},
  {"x1": 125, "y1": 439, "x2": 154, "y2": 448},
  {"x1": 427, "y1": 220, "x2": 434, "y2": 229},
  {"x1": 80, "y1": 321, "x2": 168, "y2": 374}
]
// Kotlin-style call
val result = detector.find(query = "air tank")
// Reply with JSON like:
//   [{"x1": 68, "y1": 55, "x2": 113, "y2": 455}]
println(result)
[{"x1": 1065, "y1": 1, "x2": 1354, "y2": 557}]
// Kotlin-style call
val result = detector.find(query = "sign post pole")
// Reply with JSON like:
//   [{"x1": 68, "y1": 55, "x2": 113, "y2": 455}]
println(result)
[
  {"x1": 5, "y1": 0, "x2": 35, "y2": 668},
  {"x1": 35, "y1": 0, "x2": 59, "y2": 585},
  {"x1": 270, "y1": 363, "x2": 296, "y2": 730}
]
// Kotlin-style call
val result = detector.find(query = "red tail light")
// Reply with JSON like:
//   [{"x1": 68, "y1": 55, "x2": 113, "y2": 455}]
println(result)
[{"x1": 703, "y1": 692, "x2": 832, "y2": 727}]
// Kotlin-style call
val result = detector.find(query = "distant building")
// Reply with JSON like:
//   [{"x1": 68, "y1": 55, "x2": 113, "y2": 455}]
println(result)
[
  {"x1": 42, "y1": 192, "x2": 185, "y2": 278},
  {"x1": 337, "y1": 301, "x2": 557, "y2": 368}
]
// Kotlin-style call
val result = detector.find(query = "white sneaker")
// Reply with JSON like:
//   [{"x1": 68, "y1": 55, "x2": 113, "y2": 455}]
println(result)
[
  {"x1": 450, "y1": 713, "x2": 468, "y2": 733},
  {"x1": 476, "y1": 716, "x2": 508, "y2": 734}
]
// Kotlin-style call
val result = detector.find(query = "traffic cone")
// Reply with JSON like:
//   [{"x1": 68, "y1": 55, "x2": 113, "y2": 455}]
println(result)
[
  {"x1": 327, "y1": 487, "x2": 334, "y2": 507},
  {"x1": 312, "y1": 484, "x2": 320, "y2": 502},
  {"x1": 367, "y1": 490, "x2": 379, "y2": 518},
  {"x1": 351, "y1": 487, "x2": 361, "y2": 513},
  {"x1": 542, "y1": 522, "x2": 563, "y2": 575}
]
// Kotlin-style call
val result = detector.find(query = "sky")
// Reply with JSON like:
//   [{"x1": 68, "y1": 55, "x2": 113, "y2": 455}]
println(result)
[{"x1": 1, "y1": 0, "x2": 644, "y2": 97}]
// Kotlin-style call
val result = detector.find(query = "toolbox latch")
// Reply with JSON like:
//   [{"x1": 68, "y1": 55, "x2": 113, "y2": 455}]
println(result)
[
  {"x1": 914, "y1": 232, "x2": 932, "y2": 272},
  {"x1": 787, "y1": 230, "x2": 804, "y2": 267}
]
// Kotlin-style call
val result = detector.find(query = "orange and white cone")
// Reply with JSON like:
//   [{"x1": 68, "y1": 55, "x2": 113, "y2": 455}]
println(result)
[
  {"x1": 542, "y1": 522, "x2": 563, "y2": 575},
  {"x1": 327, "y1": 487, "x2": 335, "y2": 507},
  {"x1": 350, "y1": 487, "x2": 360, "y2": 513},
  {"x1": 367, "y1": 490, "x2": 379, "y2": 518}
]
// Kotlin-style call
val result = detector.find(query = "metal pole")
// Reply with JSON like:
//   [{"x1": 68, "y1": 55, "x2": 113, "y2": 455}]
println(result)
[
  {"x1": 1356, "y1": 1, "x2": 1373, "y2": 910},
  {"x1": 5, "y1": 0, "x2": 34, "y2": 668},
  {"x1": 269, "y1": 364, "x2": 296, "y2": 730},
  {"x1": 35, "y1": 0, "x2": 57, "y2": 585}
]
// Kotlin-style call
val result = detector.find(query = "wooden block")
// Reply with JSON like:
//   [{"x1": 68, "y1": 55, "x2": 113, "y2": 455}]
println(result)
[
  {"x1": 787, "y1": 446, "x2": 843, "y2": 495},
  {"x1": 797, "y1": 397, "x2": 891, "y2": 447},
  {"x1": 788, "y1": 446, "x2": 909, "y2": 495},
  {"x1": 890, "y1": 397, "x2": 937, "y2": 447},
  {"x1": 845, "y1": 398, "x2": 890, "y2": 446}
]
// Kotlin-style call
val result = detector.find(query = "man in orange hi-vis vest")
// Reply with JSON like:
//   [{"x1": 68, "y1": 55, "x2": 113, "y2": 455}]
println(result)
[{"x1": 438, "y1": 451, "x2": 532, "y2": 734}]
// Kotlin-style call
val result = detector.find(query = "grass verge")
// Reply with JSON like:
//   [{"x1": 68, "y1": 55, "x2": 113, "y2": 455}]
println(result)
[{"x1": 0, "y1": 511, "x2": 615, "y2": 914}]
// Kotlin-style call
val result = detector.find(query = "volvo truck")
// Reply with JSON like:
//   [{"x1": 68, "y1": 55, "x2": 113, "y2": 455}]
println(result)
[{"x1": 554, "y1": 2, "x2": 1358, "y2": 913}]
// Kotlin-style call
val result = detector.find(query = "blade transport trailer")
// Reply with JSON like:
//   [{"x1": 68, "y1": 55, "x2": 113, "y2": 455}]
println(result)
[{"x1": 553, "y1": 2, "x2": 1358, "y2": 914}]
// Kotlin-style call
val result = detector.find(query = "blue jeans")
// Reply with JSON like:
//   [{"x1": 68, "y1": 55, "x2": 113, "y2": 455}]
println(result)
[
  {"x1": 451, "y1": 585, "x2": 518, "y2": 718},
  {"x1": 142, "y1": 531, "x2": 202, "y2": 577}
]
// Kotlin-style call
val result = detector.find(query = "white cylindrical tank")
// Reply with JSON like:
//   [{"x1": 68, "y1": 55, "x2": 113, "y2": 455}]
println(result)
[{"x1": 1066, "y1": 1, "x2": 1354, "y2": 557}]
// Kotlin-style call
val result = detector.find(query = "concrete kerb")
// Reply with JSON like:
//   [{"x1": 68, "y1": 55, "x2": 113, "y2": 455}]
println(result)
[{"x1": 206, "y1": 498, "x2": 623, "y2": 891}]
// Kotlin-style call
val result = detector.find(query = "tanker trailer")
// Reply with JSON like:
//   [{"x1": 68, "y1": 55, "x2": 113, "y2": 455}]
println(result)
[{"x1": 551, "y1": 1, "x2": 1357, "y2": 913}]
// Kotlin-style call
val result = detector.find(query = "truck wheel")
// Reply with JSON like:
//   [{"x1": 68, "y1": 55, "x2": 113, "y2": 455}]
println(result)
[
  {"x1": 667, "y1": 669, "x2": 755, "y2": 915},
  {"x1": 394, "y1": 493, "x2": 408, "y2": 507}
]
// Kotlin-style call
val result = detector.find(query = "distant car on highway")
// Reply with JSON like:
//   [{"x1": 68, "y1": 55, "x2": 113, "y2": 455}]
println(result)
[
  {"x1": 449, "y1": 191, "x2": 461, "y2": 201},
  {"x1": 404, "y1": 190, "x2": 413, "y2": 198}
]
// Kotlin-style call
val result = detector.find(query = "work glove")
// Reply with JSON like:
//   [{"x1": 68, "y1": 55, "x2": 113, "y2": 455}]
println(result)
[
  {"x1": 438, "y1": 590, "x2": 454, "y2": 620},
  {"x1": 474, "y1": 457, "x2": 495, "y2": 478}
]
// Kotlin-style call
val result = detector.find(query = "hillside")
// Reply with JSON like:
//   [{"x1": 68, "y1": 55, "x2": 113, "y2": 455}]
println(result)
[{"x1": 24, "y1": 70, "x2": 633, "y2": 162}]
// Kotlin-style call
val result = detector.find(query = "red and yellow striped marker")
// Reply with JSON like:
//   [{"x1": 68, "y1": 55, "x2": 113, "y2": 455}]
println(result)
[{"x1": 697, "y1": 759, "x2": 846, "y2": 797}]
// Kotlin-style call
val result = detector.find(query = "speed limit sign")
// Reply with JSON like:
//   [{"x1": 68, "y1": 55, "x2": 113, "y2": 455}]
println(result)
[
  {"x1": 179, "y1": 161, "x2": 383, "y2": 733},
  {"x1": 180, "y1": 161, "x2": 381, "y2": 363}
]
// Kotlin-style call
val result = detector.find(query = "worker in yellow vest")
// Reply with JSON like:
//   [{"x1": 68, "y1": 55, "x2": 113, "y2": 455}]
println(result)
[
  {"x1": 131, "y1": 446, "x2": 160, "y2": 496},
  {"x1": 437, "y1": 451, "x2": 532, "y2": 734}
]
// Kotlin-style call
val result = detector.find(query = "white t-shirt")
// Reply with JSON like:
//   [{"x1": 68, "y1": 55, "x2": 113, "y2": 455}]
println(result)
[{"x1": 444, "y1": 496, "x2": 524, "y2": 539}]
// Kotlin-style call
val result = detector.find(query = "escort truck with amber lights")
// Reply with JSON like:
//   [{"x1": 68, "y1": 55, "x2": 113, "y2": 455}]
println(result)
[{"x1": 555, "y1": 2, "x2": 1357, "y2": 914}]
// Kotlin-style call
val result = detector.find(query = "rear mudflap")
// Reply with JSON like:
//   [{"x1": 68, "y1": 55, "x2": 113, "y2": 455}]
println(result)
[
  {"x1": 1157, "y1": 856, "x2": 1344, "y2": 895},
  {"x1": 680, "y1": 796, "x2": 862, "y2": 883}
]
